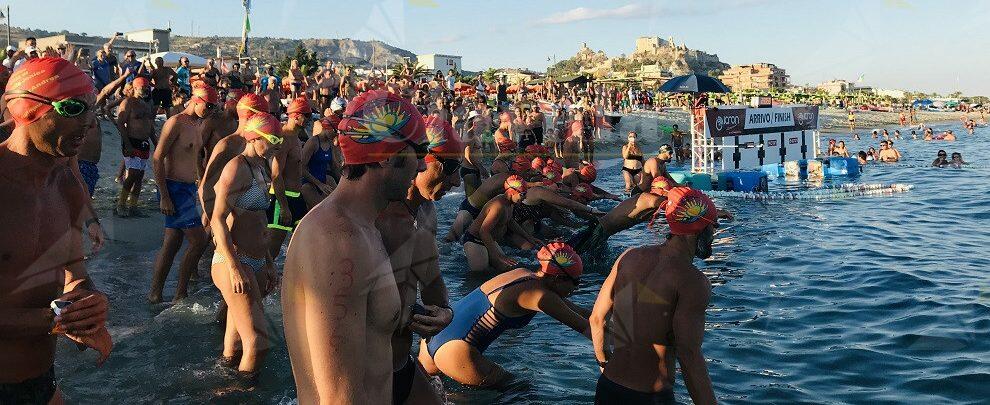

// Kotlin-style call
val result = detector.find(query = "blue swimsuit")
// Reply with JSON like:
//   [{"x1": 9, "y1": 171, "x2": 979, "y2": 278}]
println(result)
[
  {"x1": 427, "y1": 277, "x2": 537, "y2": 358},
  {"x1": 307, "y1": 140, "x2": 334, "y2": 184}
]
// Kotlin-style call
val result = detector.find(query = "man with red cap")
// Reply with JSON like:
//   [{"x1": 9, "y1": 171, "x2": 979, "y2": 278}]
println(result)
[
  {"x1": 567, "y1": 178, "x2": 730, "y2": 254},
  {"x1": 200, "y1": 93, "x2": 267, "y2": 226},
  {"x1": 114, "y1": 75, "x2": 157, "y2": 217},
  {"x1": 591, "y1": 187, "x2": 720, "y2": 405},
  {"x1": 419, "y1": 242, "x2": 591, "y2": 388},
  {"x1": 148, "y1": 84, "x2": 218, "y2": 303},
  {"x1": 282, "y1": 90, "x2": 429, "y2": 404},
  {"x1": 376, "y1": 115, "x2": 461, "y2": 404},
  {"x1": 266, "y1": 97, "x2": 312, "y2": 259},
  {"x1": 0, "y1": 57, "x2": 112, "y2": 404},
  {"x1": 462, "y1": 175, "x2": 542, "y2": 273}
]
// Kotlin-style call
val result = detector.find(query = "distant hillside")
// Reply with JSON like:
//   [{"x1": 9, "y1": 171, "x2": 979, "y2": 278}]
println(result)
[
  {"x1": 552, "y1": 38, "x2": 730, "y2": 79},
  {"x1": 4, "y1": 25, "x2": 416, "y2": 68},
  {"x1": 171, "y1": 35, "x2": 416, "y2": 68}
]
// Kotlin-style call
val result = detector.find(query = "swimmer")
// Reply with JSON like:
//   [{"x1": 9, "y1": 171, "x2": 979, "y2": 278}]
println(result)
[
  {"x1": 857, "y1": 151, "x2": 868, "y2": 165},
  {"x1": 932, "y1": 150, "x2": 949, "y2": 168},
  {"x1": 894, "y1": 129, "x2": 902, "y2": 140},
  {"x1": 201, "y1": 89, "x2": 241, "y2": 155},
  {"x1": 462, "y1": 175, "x2": 541, "y2": 272},
  {"x1": 871, "y1": 129, "x2": 878, "y2": 139},
  {"x1": 634, "y1": 144, "x2": 676, "y2": 195},
  {"x1": 299, "y1": 114, "x2": 341, "y2": 209},
  {"x1": 460, "y1": 112, "x2": 491, "y2": 198},
  {"x1": 266, "y1": 97, "x2": 312, "y2": 259},
  {"x1": 911, "y1": 130, "x2": 917, "y2": 140},
  {"x1": 418, "y1": 242, "x2": 590, "y2": 388},
  {"x1": 377, "y1": 116, "x2": 463, "y2": 404},
  {"x1": 621, "y1": 131, "x2": 645, "y2": 194},
  {"x1": 282, "y1": 91, "x2": 427, "y2": 404},
  {"x1": 0, "y1": 58, "x2": 112, "y2": 405},
  {"x1": 568, "y1": 179, "x2": 731, "y2": 254},
  {"x1": 591, "y1": 188, "x2": 719, "y2": 405},
  {"x1": 923, "y1": 127, "x2": 933, "y2": 141},
  {"x1": 877, "y1": 140, "x2": 900, "y2": 163},
  {"x1": 833, "y1": 141, "x2": 850, "y2": 157},
  {"x1": 853, "y1": 133, "x2": 860, "y2": 140},
  {"x1": 210, "y1": 113, "x2": 282, "y2": 377},
  {"x1": 943, "y1": 130, "x2": 956, "y2": 141},
  {"x1": 847, "y1": 110, "x2": 856, "y2": 131},
  {"x1": 114, "y1": 76, "x2": 156, "y2": 217},
  {"x1": 149, "y1": 84, "x2": 216, "y2": 303},
  {"x1": 949, "y1": 152, "x2": 965, "y2": 168}
]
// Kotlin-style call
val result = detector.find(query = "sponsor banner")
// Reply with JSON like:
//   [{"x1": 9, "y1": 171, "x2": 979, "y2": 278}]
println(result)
[{"x1": 705, "y1": 106, "x2": 818, "y2": 137}]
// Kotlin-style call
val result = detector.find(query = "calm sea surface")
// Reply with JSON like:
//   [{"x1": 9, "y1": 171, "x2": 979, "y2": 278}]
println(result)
[{"x1": 58, "y1": 121, "x2": 989, "y2": 404}]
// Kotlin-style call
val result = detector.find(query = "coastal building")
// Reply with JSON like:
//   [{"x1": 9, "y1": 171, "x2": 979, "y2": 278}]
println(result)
[
  {"x1": 29, "y1": 28, "x2": 170, "y2": 59},
  {"x1": 719, "y1": 63, "x2": 789, "y2": 91},
  {"x1": 873, "y1": 88, "x2": 907, "y2": 99},
  {"x1": 495, "y1": 68, "x2": 542, "y2": 84},
  {"x1": 417, "y1": 53, "x2": 462, "y2": 73},
  {"x1": 817, "y1": 79, "x2": 854, "y2": 95}
]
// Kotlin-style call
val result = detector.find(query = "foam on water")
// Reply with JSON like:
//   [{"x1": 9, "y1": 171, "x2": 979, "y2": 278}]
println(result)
[{"x1": 56, "y1": 124, "x2": 990, "y2": 403}]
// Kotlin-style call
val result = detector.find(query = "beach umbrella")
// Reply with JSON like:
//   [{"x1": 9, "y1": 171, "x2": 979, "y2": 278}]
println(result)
[{"x1": 659, "y1": 73, "x2": 730, "y2": 94}]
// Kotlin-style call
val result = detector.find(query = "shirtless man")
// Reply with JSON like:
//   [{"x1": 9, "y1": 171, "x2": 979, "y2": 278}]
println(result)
[
  {"x1": 201, "y1": 89, "x2": 242, "y2": 155},
  {"x1": 462, "y1": 175, "x2": 541, "y2": 272},
  {"x1": 444, "y1": 171, "x2": 512, "y2": 243},
  {"x1": 670, "y1": 124, "x2": 686, "y2": 164},
  {"x1": 377, "y1": 116, "x2": 461, "y2": 404},
  {"x1": 591, "y1": 187, "x2": 719, "y2": 405},
  {"x1": 317, "y1": 69, "x2": 339, "y2": 112},
  {"x1": 200, "y1": 93, "x2": 267, "y2": 227},
  {"x1": 198, "y1": 58, "x2": 221, "y2": 88},
  {"x1": 635, "y1": 144, "x2": 675, "y2": 194},
  {"x1": 561, "y1": 121, "x2": 585, "y2": 169},
  {"x1": 0, "y1": 58, "x2": 111, "y2": 405},
  {"x1": 114, "y1": 76, "x2": 157, "y2": 217},
  {"x1": 282, "y1": 91, "x2": 427, "y2": 404},
  {"x1": 267, "y1": 97, "x2": 311, "y2": 259},
  {"x1": 877, "y1": 140, "x2": 900, "y2": 162},
  {"x1": 148, "y1": 85, "x2": 216, "y2": 303},
  {"x1": 149, "y1": 57, "x2": 176, "y2": 116}
]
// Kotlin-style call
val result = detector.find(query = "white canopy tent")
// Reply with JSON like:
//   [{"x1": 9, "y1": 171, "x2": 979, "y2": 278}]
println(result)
[{"x1": 140, "y1": 51, "x2": 208, "y2": 68}]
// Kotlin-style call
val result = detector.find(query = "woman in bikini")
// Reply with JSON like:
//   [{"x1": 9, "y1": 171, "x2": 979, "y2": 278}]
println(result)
[
  {"x1": 210, "y1": 113, "x2": 283, "y2": 377},
  {"x1": 621, "y1": 131, "x2": 644, "y2": 194}
]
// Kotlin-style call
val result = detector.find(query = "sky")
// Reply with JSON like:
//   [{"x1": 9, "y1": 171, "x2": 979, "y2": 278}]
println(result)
[{"x1": 9, "y1": 0, "x2": 990, "y2": 94}]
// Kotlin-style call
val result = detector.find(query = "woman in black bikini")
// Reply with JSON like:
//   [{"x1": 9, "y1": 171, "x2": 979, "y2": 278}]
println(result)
[{"x1": 621, "y1": 131, "x2": 644, "y2": 194}]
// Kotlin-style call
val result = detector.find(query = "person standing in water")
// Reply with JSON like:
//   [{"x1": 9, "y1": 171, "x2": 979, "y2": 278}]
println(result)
[
  {"x1": 0, "y1": 58, "x2": 112, "y2": 405},
  {"x1": 591, "y1": 187, "x2": 719, "y2": 405},
  {"x1": 266, "y1": 97, "x2": 311, "y2": 259},
  {"x1": 419, "y1": 242, "x2": 590, "y2": 388},
  {"x1": 282, "y1": 91, "x2": 428, "y2": 404},
  {"x1": 621, "y1": 131, "x2": 645, "y2": 194},
  {"x1": 148, "y1": 84, "x2": 216, "y2": 303},
  {"x1": 114, "y1": 76, "x2": 156, "y2": 217},
  {"x1": 209, "y1": 113, "x2": 283, "y2": 379}
]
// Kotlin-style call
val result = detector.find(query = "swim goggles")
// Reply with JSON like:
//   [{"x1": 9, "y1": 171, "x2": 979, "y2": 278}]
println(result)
[
  {"x1": 4, "y1": 90, "x2": 90, "y2": 117},
  {"x1": 247, "y1": 127, "x2": 283, "y2": 146}
]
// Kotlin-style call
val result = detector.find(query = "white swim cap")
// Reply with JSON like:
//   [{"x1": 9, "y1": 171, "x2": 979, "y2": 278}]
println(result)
[{"x1": 330, "y1": 97, "x2": 347, "y2": 112}]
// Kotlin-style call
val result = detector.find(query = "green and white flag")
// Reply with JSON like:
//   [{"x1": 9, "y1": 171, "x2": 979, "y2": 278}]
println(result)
[{"x1": 240, "y1": 0, "x2": 251, "y2": 56}]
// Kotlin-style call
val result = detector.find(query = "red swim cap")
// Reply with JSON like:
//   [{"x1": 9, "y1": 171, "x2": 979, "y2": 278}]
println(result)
[
  {"x1": 650, "y1": 176, "x2": 673, "y2": 196},
  {"x1": 531, "y1": 157, "x2": 546, "y2": 171},
  {"x1": 191, "y1": 84, "x2": 218, "y2": 105},
  {"x1": 542, "y1": 164, "x2": 563, "y2": 183},
  {"x1": 423, "y1": 115, "x2": 463, "y2": 163},
  {"x1": 665, "y1": 187, "x2": 717, "y2": 236},
  {"x1": 537, "y1": 242, "x2": 583, "y2": 279},
  {"x1": 242, "y1": 112, "x2": 282, "y2": 142},
  {"x1": 570, "y1": 182, "x2": 595, "y2": 203},
  {"x1": 579, "y1": 164, "x2": 597, "y2": 183},
  {"x1": 287, "y1": 97, "x2": 311, "y2": 117},
  {"x1": 131, "y1": 76, "x2": 150, "y2": 90},
  {"x1": 503, "y1": 174, "x2": 527, "y2": 198},
  {"x1": 337, "y1": 90, "x2": 426, "y2": 165},
  {"x1": 511, "y1": 155, "x2": 530, "y2": 174},
  {"x1": 237, "y1": 93, "x2": 267, "y2": 121},
  {"x1": 3, "y1": 58, "x2": 94, "y2": 126}
]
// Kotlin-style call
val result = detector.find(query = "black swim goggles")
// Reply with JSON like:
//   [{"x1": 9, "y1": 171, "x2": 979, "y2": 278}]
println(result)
[
  {"x1": 434, "y1": 156, "x2": 461, "y2": 175},
  {"x1": 4, "y1": 90, "x2": 90, "y2": 117}
]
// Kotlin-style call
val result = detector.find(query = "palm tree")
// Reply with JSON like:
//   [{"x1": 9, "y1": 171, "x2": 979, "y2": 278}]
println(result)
[{"x1": 390, "y1": 58, "x2": 431, "y2": 80}]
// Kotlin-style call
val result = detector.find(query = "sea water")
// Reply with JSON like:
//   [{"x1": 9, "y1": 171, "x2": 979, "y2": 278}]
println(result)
[{"x1": 56, "y1": 123, "x2": 990, "y2": 404}]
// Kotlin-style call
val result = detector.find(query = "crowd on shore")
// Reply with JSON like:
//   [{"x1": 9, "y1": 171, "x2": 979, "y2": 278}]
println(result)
[{"x1": 0, "y1": 32, "x2": 734, "y2": 405}]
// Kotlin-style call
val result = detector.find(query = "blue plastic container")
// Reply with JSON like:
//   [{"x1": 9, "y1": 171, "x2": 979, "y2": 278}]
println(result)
[
  {"x1": 669, "y1": 172, "x2": 713, "y2": 191},
  {"x1": 760, "y1": 163, "x2": 784, "y2": 179},
  {"x1": 716, "y1": 171, "x2": 769, "y2": 192},
  {"x1": 824, "y1": 157, "x2": 861, "y2": 177}
]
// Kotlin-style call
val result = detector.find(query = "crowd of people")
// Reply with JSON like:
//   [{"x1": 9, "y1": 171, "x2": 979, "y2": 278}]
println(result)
[
  {"x1": 832, "y1": 116, "x2": 978, "y2": 166},
  {"x1": 0, "y1": 36, "x2": 734, "y2": 403}
]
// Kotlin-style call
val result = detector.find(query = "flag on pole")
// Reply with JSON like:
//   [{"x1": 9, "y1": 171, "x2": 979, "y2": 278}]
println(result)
[
  {"x1": 239, "y1": 0, "x2": 251, "y2": 57},
  {"x1": 856, "y1": 74, "x2": 864, "y2": 83}
]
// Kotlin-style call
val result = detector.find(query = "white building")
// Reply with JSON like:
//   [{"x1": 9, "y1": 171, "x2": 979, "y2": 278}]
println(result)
[
  {"x1": 417, "y1": 54, "x2": 462, "y2": 74},
  {"x1": 873, "y1": 88, "x2": 907, "y2": 99},
  {"x1": 817, "y1": 79, "x2": 854, "y2": 95}
]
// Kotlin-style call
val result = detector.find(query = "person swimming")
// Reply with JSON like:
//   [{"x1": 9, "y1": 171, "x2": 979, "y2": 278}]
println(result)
[
  {"x1": 418, "y1": 242, "x2": 590, "y2": 388},
  {"x1": 949, "y1": 152, "x2": 966, "y2": 168},
  {"x1": 932, "y1": 150, "x2": 949, "y2": 168}
]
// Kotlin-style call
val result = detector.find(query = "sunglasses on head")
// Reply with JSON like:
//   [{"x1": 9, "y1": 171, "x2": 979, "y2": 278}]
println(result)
[{"x1": 4, "y1": 90, "x2": 90, "y2": 117}]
